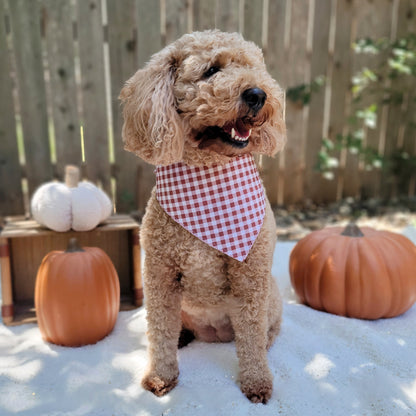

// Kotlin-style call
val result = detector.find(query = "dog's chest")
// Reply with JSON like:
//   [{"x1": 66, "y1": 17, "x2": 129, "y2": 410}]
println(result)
[
  {"x1": 155, "y1": 154, "x2": 266, "y2": 262},
  {"x1": 178, "y1": 247, "x2": 231, "y2": 304}
]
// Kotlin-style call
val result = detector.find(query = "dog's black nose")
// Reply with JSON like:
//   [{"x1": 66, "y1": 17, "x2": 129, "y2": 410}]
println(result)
[{"x1": 242, "y1": 88, "x2": 267, "y2": 113}]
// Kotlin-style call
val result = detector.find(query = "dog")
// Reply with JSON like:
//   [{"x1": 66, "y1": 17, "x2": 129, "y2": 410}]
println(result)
[{"x1": 120, "y1": 30, "x2": 286, "y2": 404}]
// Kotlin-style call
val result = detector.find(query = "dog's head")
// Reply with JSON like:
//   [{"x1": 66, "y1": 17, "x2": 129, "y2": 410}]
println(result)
[{"x1": 120, "y1": 30, "x2": 286, "y2": 166}]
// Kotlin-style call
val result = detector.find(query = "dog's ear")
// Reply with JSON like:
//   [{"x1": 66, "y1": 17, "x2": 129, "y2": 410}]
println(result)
[{"x1": 119, "y1": 51, "x2": 184, "y2": 165}]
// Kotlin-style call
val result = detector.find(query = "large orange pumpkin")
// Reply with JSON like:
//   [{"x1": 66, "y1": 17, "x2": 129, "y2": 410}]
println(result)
[
  {"x1": 35, "y1": 238, "x2": 120, "y2": 346},
  {"x1": 289, "y1": 223, "x2": 416, "y2": 319}
]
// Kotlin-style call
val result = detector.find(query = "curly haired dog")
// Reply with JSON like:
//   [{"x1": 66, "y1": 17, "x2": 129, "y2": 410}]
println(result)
[{"x1": 120, "y1": 30, "x2": 286, "y2": 404}]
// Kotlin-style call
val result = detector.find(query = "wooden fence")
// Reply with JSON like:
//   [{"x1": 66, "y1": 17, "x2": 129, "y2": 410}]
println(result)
[{"x1": 1, "y1": 0, "x2": 415, "y2": 219}]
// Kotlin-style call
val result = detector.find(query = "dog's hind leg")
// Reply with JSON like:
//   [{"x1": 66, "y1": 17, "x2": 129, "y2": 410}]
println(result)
[{"x1": 141, "y1": 257, "x2": 182, "y2": 397}]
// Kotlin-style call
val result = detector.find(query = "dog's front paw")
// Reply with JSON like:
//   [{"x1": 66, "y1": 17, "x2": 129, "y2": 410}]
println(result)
[
  {"x1": 142, "y1": 373, "x2": 178, "y2": 397},
  {"x1": 240, "y1": 373, "x2": 273, "y2": 404}
]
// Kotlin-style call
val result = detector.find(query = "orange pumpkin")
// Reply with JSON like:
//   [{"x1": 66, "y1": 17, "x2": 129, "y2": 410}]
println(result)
[
  {"x1": 35, "y1": 238, "x2": 120, "y2": 346},
  {"x1": 289, "y1": 223, "x2": 416, "y2": 319}
]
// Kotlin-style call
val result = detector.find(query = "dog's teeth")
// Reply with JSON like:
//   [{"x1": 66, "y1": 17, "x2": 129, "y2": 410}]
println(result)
[
  {"x1": 231, "y1": 128, "x2": 236, "y2": 139},
  {"x1": 248, "y1": 129, "x2": 252, "y2": 137}
]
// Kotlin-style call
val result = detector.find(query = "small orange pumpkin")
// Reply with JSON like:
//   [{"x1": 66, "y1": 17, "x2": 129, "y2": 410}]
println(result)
[
  {"x1": 35, "y1": 238, "x2": 120, "y2": 346},
  {"x1": 289, "y1": 223, "x2": 416, "y2": 319}
]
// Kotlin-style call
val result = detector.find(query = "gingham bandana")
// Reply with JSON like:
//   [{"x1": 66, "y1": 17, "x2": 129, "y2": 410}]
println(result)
[{"x1": 155, "y1": 154, "x2": 265, "y2": 262}]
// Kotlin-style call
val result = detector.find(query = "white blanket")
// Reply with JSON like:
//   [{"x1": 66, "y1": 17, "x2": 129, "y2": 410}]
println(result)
[{"x1": 1, "y1": 227, "x2": 415, "y2": 415}]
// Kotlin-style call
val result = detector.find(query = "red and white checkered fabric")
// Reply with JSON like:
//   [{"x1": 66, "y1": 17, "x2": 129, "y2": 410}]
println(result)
[{"x1": 155, "y1": 154, "x2": 265, "y2": 262}]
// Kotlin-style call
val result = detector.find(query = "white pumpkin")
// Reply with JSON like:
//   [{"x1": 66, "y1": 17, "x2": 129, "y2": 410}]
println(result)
[{"x1": 31, "y1": 165, "x2": 113, "y2": 232}]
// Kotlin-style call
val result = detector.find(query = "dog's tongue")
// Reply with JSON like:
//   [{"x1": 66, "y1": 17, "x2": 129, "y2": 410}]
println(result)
[{"x1": 224, "y1": 119, "x2": 250, "y2": 139}]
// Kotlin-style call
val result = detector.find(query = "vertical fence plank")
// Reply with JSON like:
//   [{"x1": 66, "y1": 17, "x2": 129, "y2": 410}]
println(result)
[
  {"x1": 262, "y1": 0, "x2": 287, "y2": 206},
  {"x1": 354, "y1": 0, "x2": 393, "y2": 199},
  {"x1": 137, "y1": 0, "x2": 162, "y2": 66},
  {"x1": 133, "y1": 0, "x2": 163, "y2": 213},
  {"x1": 0, "y1": 0, "x2": 24, "y2": 216},
  {"x1": 281, "y1": 0, "x2": 310, "y2": 205},
  {"x1": 242, "y1": 0, "x2": 263, "y2": 46},
  {"x1": 193, "y1": 0, "x2": 216, "y2": 31},
  {"x1": 394, "y1": 0, "x2": 416, "y2": 196},
  {"x1": 8, "y1": 0, "x2": 52, "y2": 197},
  {"x1": 165, "y1": 0, "x2": 191, "y2": 44},
  {"x1": 304, "y1": 0, "x2": 332, "y2": 203},
  {"x1": 215, "y1": 0, "x2": 239, "y2": 32},
  {"x1": 76, "y1": 0, "x2": 111, "y2": 194},
  {"x1": 42, "y1": 0, "x2": 82, "y2": 179},
  {"x1": 107, "y1": 0, "x2": 140, "y2": 213},
  {"x1": 335, "y1": 0, "x2": 360, "y2": 200},
  {"x1": 327, "y1": 0, "x2": 354, "y2": 201}
]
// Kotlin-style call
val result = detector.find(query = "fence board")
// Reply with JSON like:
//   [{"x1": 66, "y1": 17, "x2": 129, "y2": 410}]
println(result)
[
  {"x1": 262, "y1": 0, "x2": 287, "y2": 206},
  {"x1": 76, "y1": 0, "x2": 111, "y2": 194},
  {"x1": 193, "y1": 0, "x2": 216, "y2": 31},
  {"x1": 355, "y1": 0, "x2": 393, "y2": 199},
  {"x1": 0, "y1": 0, "x2": 24, "y2": 217},
  {"x1": 335, "y1": 0, "x2": 361, "y2": 199},
  {"x1": 107, "y1": 0, "x2": 140, "y2": 213},
  {"x1": 8, "y1": 0, "x2": 52, "y2": 197},
  {"x1": 165, "y1": 0, "x2": 191, "y2": 45},
  {"x1": 281, "y1": 0, "x2": 310, "y2": 205},
  {"x1": 215, "y1": 0, "x2": 239, "y2": 32},
  {"x1": 326, "y1": 0, "x2": 354, "y2": 201},
  {"x1": 395, "y1": 0, "x2": 416, "y2": 196},
  {"x1": 243, "y1": 0, "x2": 263, "y2": 47},
  {"x1": 304, "y1": 0, "x2": 332, "y2": 203},
  {"x1": 42, "y1": 0, "x2": 82, "y2": 179},
  {"x1": 134, "y1": 0, "x2": 164, "y2": 213},
  {"x1": 137, "y1": 0, "x2": 162, "y2": 66}
]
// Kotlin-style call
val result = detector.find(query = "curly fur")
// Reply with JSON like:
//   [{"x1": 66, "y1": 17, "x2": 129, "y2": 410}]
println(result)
[{"x1": 120, "y1": 30, "x2": 286, "y2": 404}]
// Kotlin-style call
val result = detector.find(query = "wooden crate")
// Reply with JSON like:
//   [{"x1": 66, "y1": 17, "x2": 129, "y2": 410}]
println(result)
[{"x1": 0, "y1": 215, "x2": 143, "y2": 325}]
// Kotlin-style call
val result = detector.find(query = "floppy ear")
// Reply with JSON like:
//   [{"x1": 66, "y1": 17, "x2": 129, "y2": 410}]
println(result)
[{"x1": 119, "y1": 51, "x2": 184, "y2": 165}]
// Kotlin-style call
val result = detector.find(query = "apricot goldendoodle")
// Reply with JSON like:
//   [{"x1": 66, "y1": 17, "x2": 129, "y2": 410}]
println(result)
[{"x1": 120, "y1": 30, "x2": 286, "y2": 404}]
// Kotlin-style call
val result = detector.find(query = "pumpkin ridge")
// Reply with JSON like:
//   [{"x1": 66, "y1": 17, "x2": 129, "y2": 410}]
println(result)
[
  {"x1": 56, "y1": 253, "x2": 86, "y2": 344},
  {"x1": 289, "y1": 238, "x2": 314, "y2": 303},
  {"x1": 92, "y1": 249, "x2": 119, "y2": 332},
  {"x1": 308, "y1": 236, "x2": 339, "y2": 312},
  {"x1": 319, "y1": 235, "x2": 352, "y2": 316},
  {"x1": 360, "y1": 237, "x2": 394, "y2": 319},
  {"x1": 82, "y1": 251, "x2": 105, "y2": 337},
  {"x1": 378, "y1": 233, "x2": 416, "y2": 316},
  {"x1": 356, "y1": 238, "x2": 370, "y2": 319},
  {"x1": 45, "y1": 254, "x2": 69, "y2": 344},
  {"x1": 342, "y1": 237, "x2": 354, "y2": 317},
  {"x1": 344, "y1": 238, "x2": 361, "y2": 317}
]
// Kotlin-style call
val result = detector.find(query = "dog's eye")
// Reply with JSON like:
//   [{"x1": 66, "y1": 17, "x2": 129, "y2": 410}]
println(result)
[{"x1": 203, "y1": 66, "x2": 220, "y2": 78}]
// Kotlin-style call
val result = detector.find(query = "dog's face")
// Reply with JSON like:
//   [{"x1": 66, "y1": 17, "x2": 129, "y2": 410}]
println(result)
[{"x1": 120, "y1": 31, "x2": 286, "y2": 166}]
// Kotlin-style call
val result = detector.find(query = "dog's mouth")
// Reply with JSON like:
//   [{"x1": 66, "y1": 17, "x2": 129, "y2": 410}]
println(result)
[{"x1": 196, "y1": 119, "x2": 252, "y2": 149}]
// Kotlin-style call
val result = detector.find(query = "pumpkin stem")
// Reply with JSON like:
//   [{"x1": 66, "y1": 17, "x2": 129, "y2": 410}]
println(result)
[
  {"x1": 66, "y1": 238, "x2": 85, "y2": 253},
  {"x1": 65, "y1": 165, "x2": 80, "y2": 188},
  {"x1": 341, "y1": 223, "x2": 364, "y2": 237}
]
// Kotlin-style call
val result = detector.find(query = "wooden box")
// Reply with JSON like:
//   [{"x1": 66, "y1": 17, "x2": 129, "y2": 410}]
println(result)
[{"x1": 0, "y1": 215, "x2": 143, "y2": 325}]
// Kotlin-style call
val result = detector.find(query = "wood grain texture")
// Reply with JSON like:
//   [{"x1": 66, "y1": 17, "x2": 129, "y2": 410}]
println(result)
[
  {"x1": 76, "y1": 0, "x2": 111, "y2": 193},
  {"x1": 0, "y1": 0, "x2": 24, "y2": 216},
  {"x1": 42, "y1": 0, "x2": 82, "y2": 179},
  {"x1": 8, "y1": 0, "x2": 52, "y2": 195}
]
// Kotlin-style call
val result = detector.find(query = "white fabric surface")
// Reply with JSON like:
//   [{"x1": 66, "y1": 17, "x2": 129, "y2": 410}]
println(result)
[{"x1": 0, "y1": 227, "x2": 415, "y2": 415}]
